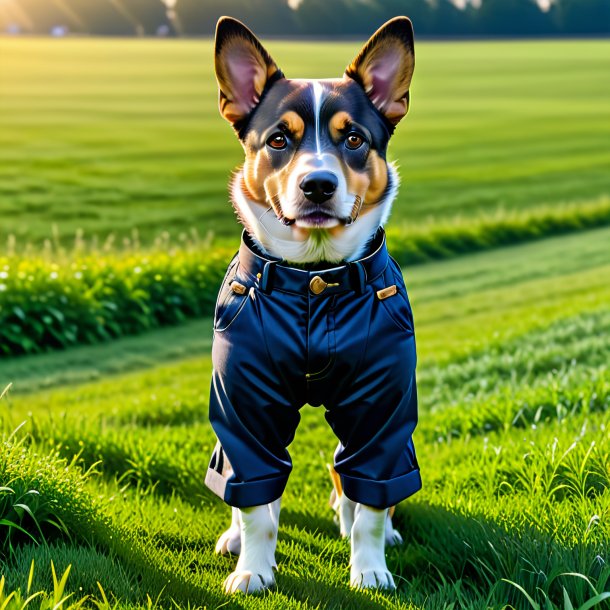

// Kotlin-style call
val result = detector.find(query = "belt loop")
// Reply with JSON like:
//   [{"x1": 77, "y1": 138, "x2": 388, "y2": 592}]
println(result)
[
  {"x1": 260, "y1": 261, "x2": 276, "y2": 294},
  {"x1": 348, "y1": 261, "x2": 366, "y2": 295}
]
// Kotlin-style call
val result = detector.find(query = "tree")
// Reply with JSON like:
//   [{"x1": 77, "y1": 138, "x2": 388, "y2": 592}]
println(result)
[
  {"x1": 176, "y1": 0, "x2": 298, "y2": 36},
  {"x1": 123, "y1": 0, "x2": 170, "y2": 35},
  {"x1": 552, "y1": 0, "x2": 610, "y2": 35},
  {"x1": 475, "y1": 0, "x2": 552, "y2": 35},
  {"x1": 15, "y1": 0, "x2": 64, "y2": 33}
]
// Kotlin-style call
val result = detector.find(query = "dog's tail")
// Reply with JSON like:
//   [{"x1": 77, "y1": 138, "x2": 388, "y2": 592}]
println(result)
[{"x1": 327, "y1": 463, "x2": 342, "y2": 510}]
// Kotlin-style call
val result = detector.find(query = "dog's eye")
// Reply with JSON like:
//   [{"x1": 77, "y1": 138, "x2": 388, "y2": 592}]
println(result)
[
  {"x1": 267, "y1": 133, "x2": 287, "y2": 150},
  {"x1": 345, "y1": 132, "x2": 365, "y2": 150}
]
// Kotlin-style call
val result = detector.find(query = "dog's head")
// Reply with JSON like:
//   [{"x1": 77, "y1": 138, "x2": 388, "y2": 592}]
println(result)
[{"x1": 214, "y1": 16, "x2": 415, "y2": 263}]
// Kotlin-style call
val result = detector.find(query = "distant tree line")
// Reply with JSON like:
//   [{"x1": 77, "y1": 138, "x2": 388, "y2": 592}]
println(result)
[{"x1": 2, "y1": 0, "x2": 610, "y2": 37}]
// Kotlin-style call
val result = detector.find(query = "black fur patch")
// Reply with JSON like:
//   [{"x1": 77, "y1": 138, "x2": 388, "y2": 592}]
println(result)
[{"x1": 239, "y1": 79, "x2": 393, "y2": 168}]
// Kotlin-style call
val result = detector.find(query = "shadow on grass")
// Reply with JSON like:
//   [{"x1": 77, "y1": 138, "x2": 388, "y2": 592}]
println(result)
[
  {"x1": 4, "y1": 487, "x2": 606, "y2": 609},
  {"x1": 389, "y1": 501, "x2": 610, "y2": 610},
  {"x1": 280, "y1": 507, "x2": 338, "y2": 537}
]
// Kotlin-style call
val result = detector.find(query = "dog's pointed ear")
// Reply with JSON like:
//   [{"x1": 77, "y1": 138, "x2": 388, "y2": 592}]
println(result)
[
  {"x1": 345, "y1": 16, "x2": 415, "y2": 126},
  {"x1": 214, "y1": 17, "x2": 283, "y2": 128}
]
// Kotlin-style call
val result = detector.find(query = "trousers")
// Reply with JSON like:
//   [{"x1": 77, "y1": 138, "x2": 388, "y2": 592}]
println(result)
[{"x1": 205, "y1": 229, "x2": 421, "y2": 508}]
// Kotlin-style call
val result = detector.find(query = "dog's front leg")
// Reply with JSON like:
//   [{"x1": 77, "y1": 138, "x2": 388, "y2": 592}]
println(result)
[
  {"x1": 350, "y1": 505, "x2": 396, "y2": 590},
  {"x1": 215, "y1": 506, "x2": 242, "y2": 555},
  {"x1": 337, "y1": 492, "x2": 357, "y2": 538},
  {"x1": 223, "y1": 500, "x2": 279, "y2": 594}
]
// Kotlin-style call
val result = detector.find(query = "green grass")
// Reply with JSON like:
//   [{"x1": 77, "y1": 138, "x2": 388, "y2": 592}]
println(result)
[
  {"x1": 1, "y1": 35, "x2": 609, "y2": 610},
  {"x1": 1, "y1": 38, "x2": 609, "y2": 245},
  {"x1": 1, "y1": 231, "x2": 609, "y2": 609}
]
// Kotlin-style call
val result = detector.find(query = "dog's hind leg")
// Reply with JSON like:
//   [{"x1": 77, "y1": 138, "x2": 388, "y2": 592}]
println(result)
[
  {"x1": 223, "y1": 501, "x2": 280, "y2": 594},
  {"x1": 350, "y1": 505, "x2": 396, "y2": 590},
  {"x1": 328, "y1": 463, "x2": 356, "y2": 537},
  {"x1": 215, "y1": 506, "x2": 242, "y2": 555},
  {"x1": 328, "y1": 463, "x2": 402, "y2": 547},
  {"x1": 385, "y1": 506, "x2": 403, "y2": 547},
  {"x1": 339, "y1": 494, "x2": 357, "y2": 538}
]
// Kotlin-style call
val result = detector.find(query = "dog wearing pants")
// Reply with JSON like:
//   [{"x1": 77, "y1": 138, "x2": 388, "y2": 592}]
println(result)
[{"x1": 205, "y1": 15, "x2": 421, "y2": 593}]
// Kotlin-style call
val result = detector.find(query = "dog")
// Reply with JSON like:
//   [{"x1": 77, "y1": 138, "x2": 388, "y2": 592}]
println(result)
[{"x1": 205, "y1": 15, "x2": 420, "y2": 594}]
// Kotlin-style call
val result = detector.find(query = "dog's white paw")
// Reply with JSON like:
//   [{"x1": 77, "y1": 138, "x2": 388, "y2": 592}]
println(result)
[
  {"x1": 350, "y1": 506, "x2": 396, "y2": 590},
  {"x1": 385, "y1": 527, "x2": 403, "y2": 547},
  {"x1": 385, "y1": 529, "x2": 403, "y2": 547},
  {"x1": 350, "y1": 568, "x2": 396, "y2": 590},
  {"x1": 215, "y1": 527, "x2": 241, "y2": 555},
  {"x1": 223, "y1": 570, "x2": 274, "y2": 594}
]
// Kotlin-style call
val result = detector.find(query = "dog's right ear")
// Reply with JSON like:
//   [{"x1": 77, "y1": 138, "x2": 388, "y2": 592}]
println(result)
[
  {"x1": 345, "y1": 17, "x2": 415, "y2": 126},
  {"x1": 214, "y1": 17, "x2": 283, "y2": 129}
]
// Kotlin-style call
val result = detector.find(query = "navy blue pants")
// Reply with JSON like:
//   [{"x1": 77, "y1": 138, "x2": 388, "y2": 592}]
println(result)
[{"x1": 205, "y1": 230, "x2": 422, "y2": 509}]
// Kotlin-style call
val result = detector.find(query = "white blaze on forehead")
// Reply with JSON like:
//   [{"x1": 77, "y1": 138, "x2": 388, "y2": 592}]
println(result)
[{"x1": 312, "y1": 81, "x2": 325, "y2": 157}]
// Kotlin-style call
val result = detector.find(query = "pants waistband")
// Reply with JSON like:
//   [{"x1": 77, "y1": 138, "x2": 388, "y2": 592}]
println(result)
[{"x1": 237, "y1": 230, "x2": 389, "y2": 296}]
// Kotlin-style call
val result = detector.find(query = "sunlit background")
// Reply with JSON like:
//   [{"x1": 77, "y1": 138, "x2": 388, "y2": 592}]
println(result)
[{"x1": 1, "y1": 0, "x2": 609, "y2": 36}]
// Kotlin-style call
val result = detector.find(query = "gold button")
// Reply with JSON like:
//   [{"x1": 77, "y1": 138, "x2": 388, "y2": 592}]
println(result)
[
  {"x1": 309, "y1": 275, "x2": 327, "y2": 295},
  {"x1": 231, "y1": 281, "x2": 247, "y2": 295}
]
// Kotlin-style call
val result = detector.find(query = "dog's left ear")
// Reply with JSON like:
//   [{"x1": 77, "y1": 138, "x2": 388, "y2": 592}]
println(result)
[
  {"x1": 345, "y1": 16, "x2": 415, "y2": 126},
  {"x1": 214, "y1": 16, "x2": 283, "y2": 128}
]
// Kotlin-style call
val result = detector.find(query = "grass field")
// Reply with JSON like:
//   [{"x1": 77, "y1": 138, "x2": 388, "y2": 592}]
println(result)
[
  {"x1": 1, "y1": 35, "x2": 609, "y2": 610},
  {"x1": 2, "y1": 228, "x2": 610, "y2": 609},
  {"x1": 1, "y1": 38, "x2": 610, "y2": 245}
]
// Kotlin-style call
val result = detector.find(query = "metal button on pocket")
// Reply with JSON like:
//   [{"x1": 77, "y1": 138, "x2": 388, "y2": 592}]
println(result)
[
  {"x1": 231, "y1": 281, "x2": 247, "y2": 295},
  {"x1": 377, "y1": 285, "x2": 397, "y2": 300}
]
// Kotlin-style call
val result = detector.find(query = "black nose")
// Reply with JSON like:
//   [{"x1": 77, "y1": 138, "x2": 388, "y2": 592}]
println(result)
[{"x1": 299, "y1": 171, "x2": 338, "y2": 204}]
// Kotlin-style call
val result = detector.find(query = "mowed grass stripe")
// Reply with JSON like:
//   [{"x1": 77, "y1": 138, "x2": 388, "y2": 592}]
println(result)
[
  {"x1": 0, "y1": 318, "x2": 214, "y2": 395},
  {"x1": 407, "y1": 225, "x2": 610, "y2": 361},
  {"x1": 420, "y1": 308, "x2": 610, "y2": 406},
  {"x1": 1, "y1": 38, "x2": 609, "y2": 244}
]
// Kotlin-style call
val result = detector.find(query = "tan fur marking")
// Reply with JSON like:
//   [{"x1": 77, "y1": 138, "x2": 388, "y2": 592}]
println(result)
[
  {"x1": 329, "y1": 111, "x2": 353, "y2": 141},
  {"x1": 243, "y1": 147, "x2": 271, "y2": 203},
  {"x1": 280, "y1": 111, "x2": 305, "y2": 141},
  {"x1": 364, "y1": 150, "x2": 388, "y2": 204},
  {"x1": 336, "y1": 148, "x2": 388, "y2": 216},
  {"x1": 264, "y1": 153, "x2": 302, "y2": 216}
]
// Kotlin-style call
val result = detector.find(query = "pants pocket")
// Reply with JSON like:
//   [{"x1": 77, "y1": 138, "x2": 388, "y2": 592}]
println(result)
[{"x1": 214, "y1": 261, "x2": 250, "y2": 332}]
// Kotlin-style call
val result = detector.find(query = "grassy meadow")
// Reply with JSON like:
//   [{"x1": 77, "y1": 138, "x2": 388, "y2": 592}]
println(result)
[
  {"x1": 1, "y1": 35, "x2": 610, "y2": 610},
  {"x1": 1, "y1": 38, "x2": 610, "y2": 245}
]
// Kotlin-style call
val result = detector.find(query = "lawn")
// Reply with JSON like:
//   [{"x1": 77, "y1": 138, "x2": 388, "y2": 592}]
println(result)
[
  {"x1": 2, "y1": 228, "x2": 609, "y2": 609},
  {"x1": 0, "y1": 38, "x2": 609, "y2": 245},
  {"x1": 0, "y1": 35, "x2": 609, "y2": 610}
]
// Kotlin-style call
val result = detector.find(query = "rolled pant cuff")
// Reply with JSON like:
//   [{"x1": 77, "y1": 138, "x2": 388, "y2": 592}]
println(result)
[
  {"x1": 340, "y1": 469, "x2": 422, "y2": 508},
  {"x1": 205, "y1": 467, "x2": 288, "y2": 508}
]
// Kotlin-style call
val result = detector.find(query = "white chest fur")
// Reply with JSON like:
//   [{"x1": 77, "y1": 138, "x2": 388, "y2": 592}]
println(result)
[{"x1": 230, "y1": 163, "x2": 399, "y2": 264}]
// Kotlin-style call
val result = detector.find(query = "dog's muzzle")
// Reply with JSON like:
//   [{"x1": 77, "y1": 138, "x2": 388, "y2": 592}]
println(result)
[{"x1": 277, "y1": 195, "x2": 363, "y2": 227}]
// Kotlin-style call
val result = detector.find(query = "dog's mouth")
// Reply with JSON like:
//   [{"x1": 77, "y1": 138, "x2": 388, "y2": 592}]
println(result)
[
  {"x1": 274, "y1": 195, "x2": 363, "y2": 229},
  {"x1": 279, "y1": 208, "x2": 359, "y2": 229},
  {"x1": 294, "y1": 210, "x2": 341, "y2": 228}
]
